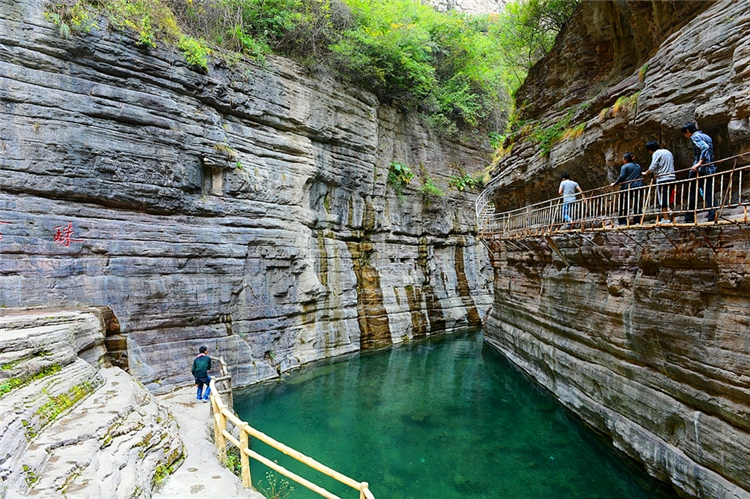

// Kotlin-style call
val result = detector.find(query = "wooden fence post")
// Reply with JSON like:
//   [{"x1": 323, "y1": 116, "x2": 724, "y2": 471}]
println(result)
[
  {"x1": 240, "y1": 423, "x2": 252, "y2": 488},
  {"x1": 215, "y1": 410, "x2": 227, "y2": 465}
]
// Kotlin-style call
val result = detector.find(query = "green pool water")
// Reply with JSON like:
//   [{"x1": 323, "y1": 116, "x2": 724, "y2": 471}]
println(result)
[{"x1": 233, "y1": 330, "x2": 678, "y2": 499}]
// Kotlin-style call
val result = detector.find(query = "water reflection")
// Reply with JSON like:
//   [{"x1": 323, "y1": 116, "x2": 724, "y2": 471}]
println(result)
[{"x1": 234, "y1": 331, "x2": 678, "y2": 499}]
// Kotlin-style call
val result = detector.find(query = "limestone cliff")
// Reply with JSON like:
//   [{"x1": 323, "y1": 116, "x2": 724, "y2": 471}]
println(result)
[
  {"x1": 0, "y1": 0, "x2": 493, "y2": 392},
  {"x1": 483, "y1": 1, "x2": 750, "y2": 498},
  {"x1": 428, "y1": 0, "x2": 507, "y2": 15}
]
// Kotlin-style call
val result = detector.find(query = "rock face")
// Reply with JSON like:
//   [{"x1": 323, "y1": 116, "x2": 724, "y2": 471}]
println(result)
[
  {"x1": 483, "y1": 1, "x2": 750, "y2": 497},
  {"x1": 427, "y1": 0, "x2": 507, "y2": 15},
  {"x1": 0, "y1": 309, "x2": 184, "y2": 499},
  {"x1": 491, "y1": 0, "x2": 750, "y2": 210},
  {"x1": 485, "y1": 228, "x2": 750, "y2": 498},
  {"x1": 0, "y1": 0, "x2": 493, "y2": 393}
]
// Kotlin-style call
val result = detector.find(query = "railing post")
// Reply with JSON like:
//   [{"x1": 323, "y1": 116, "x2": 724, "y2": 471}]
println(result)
[
  {"x1": 240, "y1": 423, "x2": 252, "y2": 488},
  {"x1": 215, "y1": 408, "x2": 227, "y2": 465},
  {"x1": 360, "y1": 482, "x2": 369, "y2": 499}
]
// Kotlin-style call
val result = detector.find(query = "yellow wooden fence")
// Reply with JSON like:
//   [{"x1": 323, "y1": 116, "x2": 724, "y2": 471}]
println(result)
[{"x1": 208, "y1": 359, "x2": 375, "y2": 499}]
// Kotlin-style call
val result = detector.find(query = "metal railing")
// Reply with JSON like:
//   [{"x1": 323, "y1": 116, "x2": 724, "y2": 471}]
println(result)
[
  {"x1": 477, "y1": 152, "x2": 750, "y2": 241},
  {"x1": 208, "y1": 360, "x2": 375, "y2": 499}
]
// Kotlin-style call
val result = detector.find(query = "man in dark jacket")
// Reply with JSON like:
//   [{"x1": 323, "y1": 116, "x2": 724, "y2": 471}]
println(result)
[
  {"x1": 610, "y1": 152, "x2": 643, "y2": 225},
  {"x1": 192, "y1": 345, "x2": 212, "y2": 401}
]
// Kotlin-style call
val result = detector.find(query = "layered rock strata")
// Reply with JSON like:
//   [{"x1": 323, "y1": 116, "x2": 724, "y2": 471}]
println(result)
[
  {"x1": 490, "y1": 0, "x2": 750, "y2": 209},
  {"x1": 482, "y1": 1, "x2": 750, "y2": 497},
  {"x1": 0, "y1": 309, "x2": 184, "y2": 498},
  {"x1": 485, "y1": 227, "x2": 750, "y2": 498},
  {"x1": 0, "y1": 0, "x2": 493, "y2": 392}
]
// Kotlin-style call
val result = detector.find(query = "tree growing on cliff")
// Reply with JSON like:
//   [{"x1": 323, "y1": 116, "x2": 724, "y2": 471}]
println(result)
[{"x1": 44, "y1": 0, "x2": 579, "y2": 134}]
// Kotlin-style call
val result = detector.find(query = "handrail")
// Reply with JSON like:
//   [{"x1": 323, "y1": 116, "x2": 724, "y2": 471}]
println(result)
[
  {"x1": 210, "y1": 356, "x2": 233, "y2": 409},
  {"x1": 207, "y1": 361, "x2": 375, "y2": 499},
  {"x1": 477, "y1": 151, "x2": 750, "y2": 241}
]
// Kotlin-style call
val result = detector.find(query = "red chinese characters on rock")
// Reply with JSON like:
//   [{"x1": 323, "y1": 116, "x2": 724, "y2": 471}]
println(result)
[{"x1": 53, "y1": 221, "x2": 83, "y2": 247}]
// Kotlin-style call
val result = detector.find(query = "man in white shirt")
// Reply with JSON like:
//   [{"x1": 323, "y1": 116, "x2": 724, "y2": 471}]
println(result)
[
  {"x1": 558, "y1": 172, "x2": 584, "y2": 228},
  {"x1": 644, "y1": 140, "x2": 675, "y2": 224}
]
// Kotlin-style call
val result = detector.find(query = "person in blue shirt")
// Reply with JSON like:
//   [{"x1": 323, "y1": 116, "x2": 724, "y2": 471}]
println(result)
[
  {"x1": 682, "y1": 123, "x2": 716, "y2": 223},
  {"x1": 191, "y1": 345, "x2": 212, "y2": 402}
]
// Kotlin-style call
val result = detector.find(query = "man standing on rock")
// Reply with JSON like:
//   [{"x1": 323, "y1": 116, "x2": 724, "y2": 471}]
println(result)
[
  {"x1": 192, "y1": 345, "x2": 212, "y2": 402},
  {"x1": 610, "y1": 152, "x2": 643, "y2": 225},
  {"x1": 682, "y1": 123, "x2": 716, "y2": 223},
  {"x1": 644, "y1": 141, "x2": 675, "y2": 224}
]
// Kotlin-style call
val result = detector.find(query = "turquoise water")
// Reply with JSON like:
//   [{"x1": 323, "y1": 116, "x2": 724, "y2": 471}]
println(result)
[{"x1": 234, "y1": 331, "x2": 678, "y2": 499}]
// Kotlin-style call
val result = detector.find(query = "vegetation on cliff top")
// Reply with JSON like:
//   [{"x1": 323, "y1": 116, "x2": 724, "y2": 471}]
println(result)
[{"x1": 45, "y1": 0, "x2": 579, "y2": 134}]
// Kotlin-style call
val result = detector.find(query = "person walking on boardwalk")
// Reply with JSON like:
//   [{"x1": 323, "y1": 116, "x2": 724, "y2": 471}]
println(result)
[
  {"x1": 559, "y1": 172, "x2": 584, "y2": 229},
  {"x1": 610, "y1": 152, "x2": 643, "y2": 225},
  {"x1": 682, "y1": 123, "x2": 716, "y2": 223},
  {"x1": 644, "y1": 141, "x2": 675, "y2": 224},
  {"x1": 192, "y1": 345, "x2": 212, "y2": 402}
]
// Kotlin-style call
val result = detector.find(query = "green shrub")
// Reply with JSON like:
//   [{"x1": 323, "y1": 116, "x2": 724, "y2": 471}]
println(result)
[
  {"x1": 449, "y1": 172, "x2": 484, "y2": 191},
  {"x1": 387, "y1": 161, "x2": 414, "y2": 199},
  {"x1": 488, "y1": 131, "x2": 505, "y2": 150},
  {"x1": 225, "y1": 446, "x2": 242, "y2": 477},
  {"x1": 179, "y1": 35, "x2": 211, "y2": 68},
  {"x1": 419, "y1": 176, "x2": 444, "y2": 198},
  {"x1": 104, "y1": 0, "x2": 181, "y2": 46},
  {"x1": 45, "y1": 0, "x2": 99, "y2": 37},
  {"x1": 530, "y1": 106, "x2": 580, "y2": 157}
]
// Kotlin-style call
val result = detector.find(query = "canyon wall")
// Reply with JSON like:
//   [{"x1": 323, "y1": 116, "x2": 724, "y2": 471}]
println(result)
[
  {"x1": 428, "y1": 0, "x2": 506, "y2": 15},
  {"x1": 486, "y1": 227, "x2": 750, "y2": 498},
  {"x1": 490, "y1": 0, "x2": 750, "y2": 209},
  {"x1": 484, "y1": 0, "x2": 750, "y2": 497},
  {"x1": 0, "y1": 0, "x2": 493, "y2": 393}
]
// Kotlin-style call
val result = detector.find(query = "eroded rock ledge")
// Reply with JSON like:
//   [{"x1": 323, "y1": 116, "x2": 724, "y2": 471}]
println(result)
[
  {"x1": 0, "y1": 0, "x2": 493, "y2": 392},
  {"x1": 0, "y1": 308, "x2": 184, "y2": 499},
  {"x1": 485, "y1": 226, "x2": 750, "y2": 498}
]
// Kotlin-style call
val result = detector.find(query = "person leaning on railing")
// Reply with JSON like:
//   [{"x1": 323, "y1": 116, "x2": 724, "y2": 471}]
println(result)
[
  {"x1": 644, "y1": 140, "x2": 676, "y2": 224},
  {"x1": 682, "y1": 123, "x2": 716, "y2": 223},
  {"x1": 609, "y1": 152, "x2": 643, "y2": 225}
]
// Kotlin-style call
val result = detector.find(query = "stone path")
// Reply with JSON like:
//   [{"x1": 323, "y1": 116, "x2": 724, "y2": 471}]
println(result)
[{"x1": 154, "y1": 387, "x2": 264, "y2": 499}]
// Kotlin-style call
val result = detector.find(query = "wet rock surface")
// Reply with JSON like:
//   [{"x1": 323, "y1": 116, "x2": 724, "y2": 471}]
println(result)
[{"x1": 0, "y1": 0, "x2": 493, "y2": 392}]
